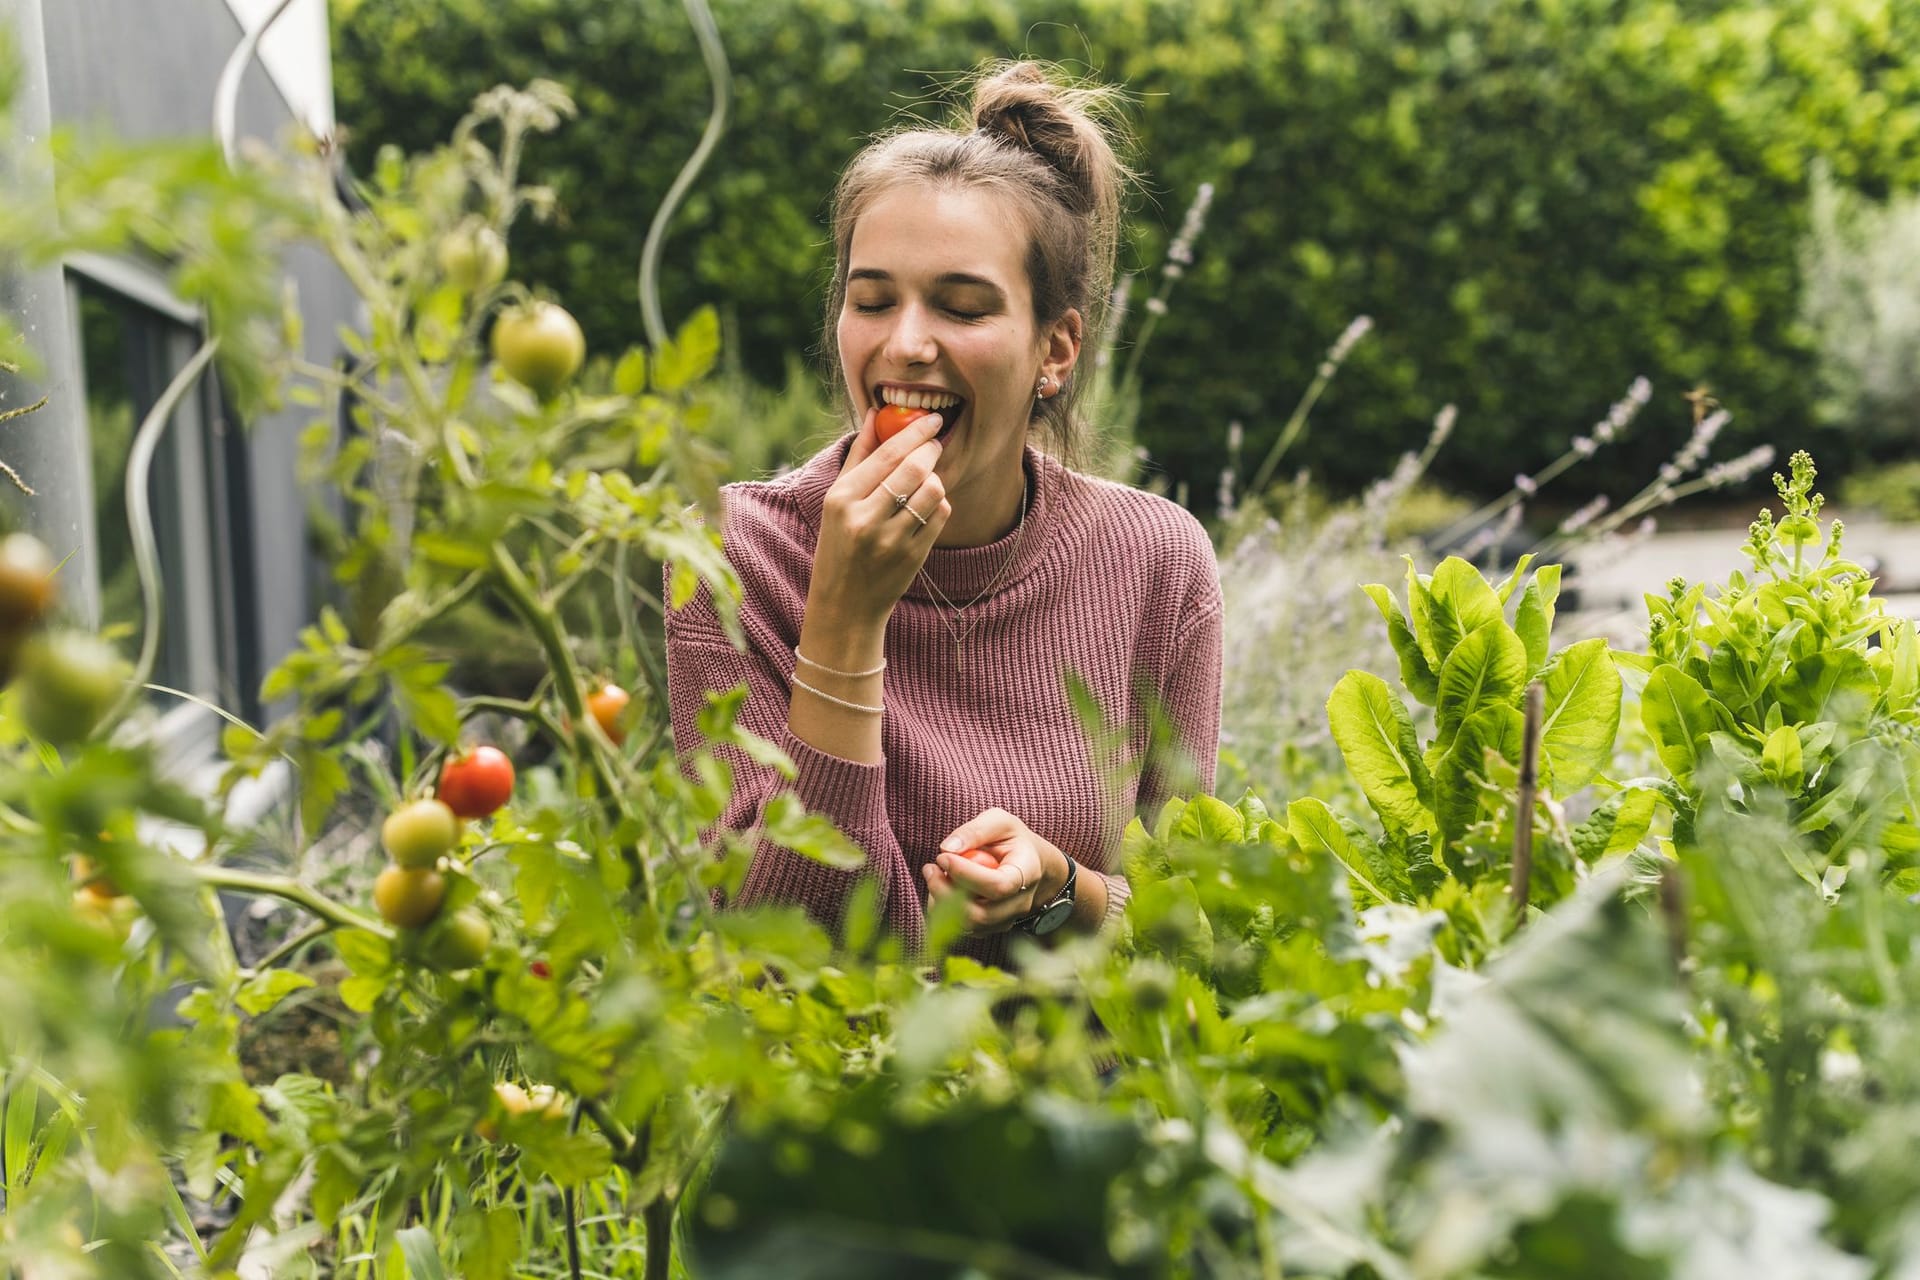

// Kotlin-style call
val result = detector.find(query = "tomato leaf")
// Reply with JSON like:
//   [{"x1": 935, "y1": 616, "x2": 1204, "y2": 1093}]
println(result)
[
  {"x1": 653, "y1": 305, "x2": 721, "y2": 392},
  {"x1": 235, "y1": 969, "x2": 316, "y2": 1017}
]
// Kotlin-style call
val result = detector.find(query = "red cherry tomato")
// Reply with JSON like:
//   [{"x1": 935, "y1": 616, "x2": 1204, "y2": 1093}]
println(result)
[
  {"x1": 529, "y1": 959, "x2": 552, "y2": 980},
  {"x1": 875, "y1": 403, "x2": 935, "y2": 443},
  {"x1": 957, "y1": 849, "x2": 1001, "y2": 869},
  {"x1": 438, "y1": 745, "x2": 515, "y2": 819}
]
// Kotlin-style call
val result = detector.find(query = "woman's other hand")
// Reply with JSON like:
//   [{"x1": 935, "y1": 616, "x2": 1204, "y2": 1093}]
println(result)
[
  {"x1": 922, "y1": 807, "x2": 1068, "y2": 935},
  {"x1": 809, "y1": 408, "x2": 950, "y2": 626}
]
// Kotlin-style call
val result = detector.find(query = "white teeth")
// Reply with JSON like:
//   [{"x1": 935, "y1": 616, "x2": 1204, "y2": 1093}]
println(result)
[{"x1": 879, "y1": 387, "x2": 961, "y2": 410}]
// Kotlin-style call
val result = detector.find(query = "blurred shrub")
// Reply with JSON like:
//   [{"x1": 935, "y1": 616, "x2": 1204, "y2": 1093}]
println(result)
[
  {"x1": 1801, "y1": 164, "x2": 1920, "y2": 451},
  {"x1": 333, "y1": 0, "x2": 1920, "y2": 501},
  {"x1": 1840, "y1": 459, "x2": 1920, "y2": 522}
]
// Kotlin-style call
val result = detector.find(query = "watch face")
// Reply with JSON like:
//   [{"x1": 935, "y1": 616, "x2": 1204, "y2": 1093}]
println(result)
[{"x1": 1031, "y1": 900, "x2": 1074, "y2": 936}]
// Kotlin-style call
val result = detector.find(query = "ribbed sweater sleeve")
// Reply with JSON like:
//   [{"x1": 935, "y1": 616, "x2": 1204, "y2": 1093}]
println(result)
[{"x1": 664, "y1": 583, "x2": 925, "y2": 955}]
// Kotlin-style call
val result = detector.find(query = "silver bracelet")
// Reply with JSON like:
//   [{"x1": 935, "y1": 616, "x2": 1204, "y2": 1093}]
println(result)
[
  {"x1": 791, "y1": 675, "x2": 883, "y2": 715},
  {"x1": 793, "y1": 647, "x2": 886, "y2": 679}
]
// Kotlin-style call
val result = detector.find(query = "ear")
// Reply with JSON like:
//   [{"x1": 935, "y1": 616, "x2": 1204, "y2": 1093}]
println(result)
[{"x1": 1040, "y1": 307, "x2": 1084, "y2": 388}]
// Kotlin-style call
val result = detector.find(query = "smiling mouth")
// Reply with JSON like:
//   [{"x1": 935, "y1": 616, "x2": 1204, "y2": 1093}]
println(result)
[{"x1": 877, "y1": 386, "x2": 965, "y2": 442}]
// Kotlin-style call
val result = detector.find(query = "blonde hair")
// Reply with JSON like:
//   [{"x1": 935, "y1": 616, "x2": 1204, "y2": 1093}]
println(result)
[{"x1": 823, "y1": 61, "x2": 1134, "y2": 463}]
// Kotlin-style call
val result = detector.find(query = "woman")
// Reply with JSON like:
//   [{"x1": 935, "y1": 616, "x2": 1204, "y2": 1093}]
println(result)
[{"x1": 665, "y1": 61, "x2": 1222, "y2": 966}]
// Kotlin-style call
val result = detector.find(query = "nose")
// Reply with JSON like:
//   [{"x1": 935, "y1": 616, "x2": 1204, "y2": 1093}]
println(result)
[{"x1": 882, "y1": 300, "x2": 938, "y2": 366}]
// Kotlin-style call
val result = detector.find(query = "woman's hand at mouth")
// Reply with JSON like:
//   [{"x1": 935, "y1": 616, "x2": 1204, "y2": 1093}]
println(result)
[{"x1": 808, "y1": 407, "x2": 952, "y2": 626}]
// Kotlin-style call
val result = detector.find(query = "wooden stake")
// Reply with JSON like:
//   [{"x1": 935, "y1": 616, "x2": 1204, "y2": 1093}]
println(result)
[{"x1": 1511, "y1": 681, "x2": 1544, "y2": 928}]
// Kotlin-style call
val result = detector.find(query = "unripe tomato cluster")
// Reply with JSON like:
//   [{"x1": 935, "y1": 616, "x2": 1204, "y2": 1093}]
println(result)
[
  {"x1": 0, "y1": 532, "x2": 130, "y2": 746},
  {"x1": 372, "y1": 796, "x2": 491, "y2": 968}
]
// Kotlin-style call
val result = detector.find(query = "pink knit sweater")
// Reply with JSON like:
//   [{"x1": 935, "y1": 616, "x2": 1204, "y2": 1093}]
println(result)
[{"x1": 664, "y1": 434, "x2": 1223, "y2": 966}]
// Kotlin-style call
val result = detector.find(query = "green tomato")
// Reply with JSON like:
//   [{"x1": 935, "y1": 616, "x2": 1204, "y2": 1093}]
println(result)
[
  {"x1": 373, "y1": 866, "x2": 447, "y2": 928},
  {"x1": 16, "y1": 632, "x2": 126, "y2": 745},
  {"x1": 427, "y1": 908, "x2": 492, "y2": 971},
  {"x1": 491, "y1": 301, "x2": 585, "y2": 399},
  {"x1": 438, "y1": 221, "x2": 508, "y2": 293},
  {"x1": 381, "y1": 798, "x2": 459, "y2": 869}
]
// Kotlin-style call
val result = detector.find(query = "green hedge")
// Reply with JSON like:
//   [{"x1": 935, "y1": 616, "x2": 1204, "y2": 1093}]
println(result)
[{"x1": 333, "y1": 0, "x2": 1920, "y2": 502}]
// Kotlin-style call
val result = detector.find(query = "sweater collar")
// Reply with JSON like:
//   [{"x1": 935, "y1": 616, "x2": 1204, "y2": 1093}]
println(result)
[{"x1": 791, "y1": 433, "x2": 1063, "y2": 603}]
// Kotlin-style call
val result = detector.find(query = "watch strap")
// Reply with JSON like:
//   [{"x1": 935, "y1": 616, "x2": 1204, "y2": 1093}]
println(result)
[{"x1": 1019, "y1": 856, "x2": 1077, "y2": 935}]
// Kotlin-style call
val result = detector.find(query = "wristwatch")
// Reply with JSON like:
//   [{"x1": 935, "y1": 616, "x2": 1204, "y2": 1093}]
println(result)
[{"x1": 1018, "y1": 857, "x2": 1077, "y2": 936}]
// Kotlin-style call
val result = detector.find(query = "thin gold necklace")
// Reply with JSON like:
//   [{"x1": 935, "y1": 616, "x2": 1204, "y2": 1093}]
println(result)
[{"x1": 919, "y1": 474, "x2": 1030, "y2": 654}]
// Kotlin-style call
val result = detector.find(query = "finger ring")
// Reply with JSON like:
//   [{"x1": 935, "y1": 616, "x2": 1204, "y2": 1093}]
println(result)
[
  {"x1": 881, "y1": 483, "x2": 910, "y2": 509},
  {"x1": 907, "y1": 504, "x2": 929, "y2": 527}
]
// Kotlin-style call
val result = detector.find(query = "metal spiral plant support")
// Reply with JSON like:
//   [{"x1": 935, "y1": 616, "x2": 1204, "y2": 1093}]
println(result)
[
  {"x1": 100, "y1": 339, "x2": 222, "y2": 734},
  {"x1": 214, "y1": 0, "x2": 304, "y2": 167},
  {"x1": 638, "y1": 0, "x2": 732, "y2": 352}
]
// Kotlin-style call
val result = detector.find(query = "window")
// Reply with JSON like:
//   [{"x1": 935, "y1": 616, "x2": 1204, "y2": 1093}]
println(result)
[{"x1": 69, "y1": 259, "x2": 256, "y2": 757}]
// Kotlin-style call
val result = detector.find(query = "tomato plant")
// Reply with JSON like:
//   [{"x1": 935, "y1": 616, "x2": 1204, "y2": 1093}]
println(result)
[
  {"x1": 437, "y1": 744, "x2": 515, "y2": 818},
  {"x1": 437, "y1": 217, "x2": 508, "y2": 293}
]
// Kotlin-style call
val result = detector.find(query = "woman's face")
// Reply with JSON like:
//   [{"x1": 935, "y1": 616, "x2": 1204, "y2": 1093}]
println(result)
[{"x1": 837, "y1": 181, "x2": 1076, "y2": 500}]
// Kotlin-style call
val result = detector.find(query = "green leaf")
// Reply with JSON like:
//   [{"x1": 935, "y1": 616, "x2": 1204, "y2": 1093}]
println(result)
[
  {"x1": 1435, "y1": 703, "x2": 1526, "y2": 847},
  {"x1": 339, "y1": 976, "x2": 386, "y2": 1013},
  {"x1": 1512, "y1": 563, "x2": 1562, "y2": 673},
  {"x1": 1427, "y1": 557, "x2": 1505, "y2": 668},
  {"x1": 1537, "y1": 638, "x2": 1622, "y2": 791},
  {"x1": 1288, "y1": 797, "x2": 1407, "y2": 903},
  {"x1": 1173, "y1": 793, "x2": 1245, "y2": 845},
  {"x1": 393, "y1": 677, "x2": 461, "y2": 747},
  {"x1": 761, "y1": 794, "x2": 864, "y2": 869},
  {"x1": 413, "y1": 532, "x2": 492, "y2": 570},
  {"x1": 1435, "y1": 620, "x2": 1529, "y2": 753},
  {"x1": 1404, "y1": 557, "x2": 1439, "y2": 667},
  {"x1": 653, "y1": 305, "x2": 721, "y2": 391},
  {"x1": 1641, "y1": 665, "x2": 1729, "y2": 786},
  {"x1": 397, "y1": 1225, "x2": 451, "y2": 1280},
  {"x1": 1362, "y1": 582, "x2": 1438, "y2": 705},
  {"x1": 1760, "y1": 723, "x2": 1803, "y2": 791},
  {"x1": 1493, "y1": 553, "x2": 1537, "y2": 605},
  {"x1": 1130, "y1": 875, "x2": 1214, "y2": 977},
  {"x1": 1773, "y1": 650, "x2": 1878, "y2": 726},
  {"x1": 613, "y1": 346, "x2": 648, "y2": 396},
  {"x1": 333, "y1": 928, "x2": 391, "y2": 975},
  {"x1": 1571, "y1": 788, "x2": 1659, "y2": 862},
  {"x1": 4, "y1": 1074, "x2": 37, "y2": 1198},
  {"x1": 1327, "y1": 671, "x2": 1436, "y2": 836},
  {"x1": 235, "y1": 969, "x2": 316, "y2": 1017}
]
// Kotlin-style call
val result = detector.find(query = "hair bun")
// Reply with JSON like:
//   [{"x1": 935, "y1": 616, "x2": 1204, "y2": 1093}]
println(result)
[{"x1": 970, "y1": 61, "x2": 1111, "y2": 214}]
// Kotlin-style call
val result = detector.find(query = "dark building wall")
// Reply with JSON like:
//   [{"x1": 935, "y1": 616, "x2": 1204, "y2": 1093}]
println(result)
[{"x1": 17, "y1": 0, "x2": 359, "y2": 723}]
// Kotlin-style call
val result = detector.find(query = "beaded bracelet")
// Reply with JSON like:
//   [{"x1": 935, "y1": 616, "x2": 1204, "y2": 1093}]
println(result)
[
  {"x1": 791, "y1": 675, "x2": 883, "y2": 715},
  {"x1": 793, "y1": 647, "x2": 886, "y2": 679}
]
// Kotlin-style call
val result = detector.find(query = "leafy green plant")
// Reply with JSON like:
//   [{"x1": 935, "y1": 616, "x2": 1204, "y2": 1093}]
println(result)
[
  {"x1": 1323, "y1": 552, "x2": 1624, "y2": 937},
  {"x1": 1633, "y1": 451, "x2": 1920, "y2": 898}
]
